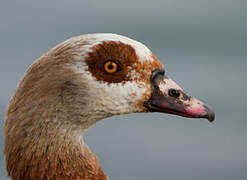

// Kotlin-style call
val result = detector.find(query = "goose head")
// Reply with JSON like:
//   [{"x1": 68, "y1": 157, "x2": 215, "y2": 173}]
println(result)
[
  {"x1": 67, "y1": 34, "x2": 214, "y2": 123},
  {"x1": 5, "y1": 33, "x2": 215, "y2": 134},
  {"x1": 37, "y1": 33, "x2": 214, "y2": 127}
]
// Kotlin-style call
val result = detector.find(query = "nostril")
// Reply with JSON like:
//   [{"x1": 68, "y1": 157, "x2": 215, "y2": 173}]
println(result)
[{"x1": 168, "y1": 89, "x2": 181, "y2": 98}]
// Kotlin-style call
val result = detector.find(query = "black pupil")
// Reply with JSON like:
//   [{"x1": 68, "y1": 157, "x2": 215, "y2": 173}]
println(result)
[
  {"x1": 108, "y1": 64, "x2": 114, "y2": 69},
  {"x1": 169, "y1": 89, "x2": 180, "y2": 98}
]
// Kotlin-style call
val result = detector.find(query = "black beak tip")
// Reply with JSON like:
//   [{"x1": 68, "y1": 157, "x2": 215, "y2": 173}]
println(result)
[
  {"x1": 203, "y1": 105, "x2": 215, "y2": 122},
  {"x1": 206, "y1": 112, "x2": 215, "y2": 122}
]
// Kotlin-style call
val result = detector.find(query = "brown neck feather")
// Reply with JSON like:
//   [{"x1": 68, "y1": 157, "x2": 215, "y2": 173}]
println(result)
[
  {"x1": 5, "y1": 107, "x2": 107, "y2": 180},
  {"x1": 5, "y1": 126, "x2": 107, "y2": 180}
]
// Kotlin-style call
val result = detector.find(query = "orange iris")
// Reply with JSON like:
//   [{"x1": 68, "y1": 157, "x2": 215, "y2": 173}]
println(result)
[{"x1": 104, "y1": 61, "x2": 118, "y2": 73}]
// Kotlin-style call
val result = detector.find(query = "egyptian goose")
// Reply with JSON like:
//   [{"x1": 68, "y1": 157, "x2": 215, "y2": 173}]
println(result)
[{"x1": 4, "y1": 33, "x2": 215, "y2": 180}]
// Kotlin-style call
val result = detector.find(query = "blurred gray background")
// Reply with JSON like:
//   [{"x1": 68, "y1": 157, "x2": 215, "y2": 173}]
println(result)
[{"x1": 0, "y1": 0, "x2": 246, "y2": 179}]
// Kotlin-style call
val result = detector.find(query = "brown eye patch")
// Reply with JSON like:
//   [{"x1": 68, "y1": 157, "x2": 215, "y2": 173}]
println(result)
[
  {"x1": 85, "y1": 41, "x2": 163, "y2": 84},
  {"x1": 85, "y1": 41, "x2": 138, "y2": 83}
]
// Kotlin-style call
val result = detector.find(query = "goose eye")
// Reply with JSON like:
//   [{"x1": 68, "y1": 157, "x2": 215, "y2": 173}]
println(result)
[{"x1": 104, "y1": 60, "x2": 121, "y2": 73}]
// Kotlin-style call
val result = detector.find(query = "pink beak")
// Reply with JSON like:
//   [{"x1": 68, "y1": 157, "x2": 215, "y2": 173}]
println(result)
[{"x1": 143, "y1": 69, "x2": 215, "y2": 122}]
